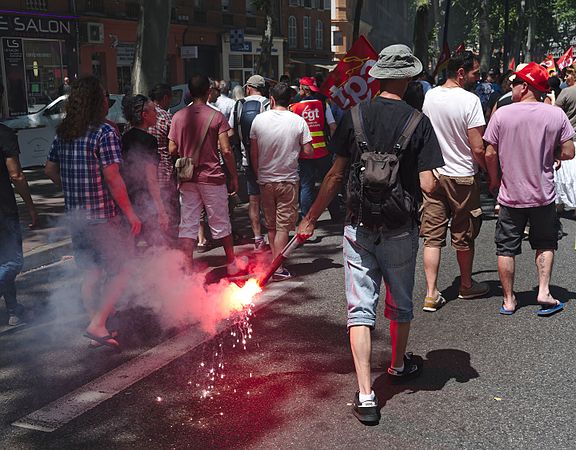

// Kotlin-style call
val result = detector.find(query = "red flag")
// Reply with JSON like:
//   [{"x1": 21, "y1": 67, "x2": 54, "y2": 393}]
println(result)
[
  {"x1": 319, "y1": 35, "x2": 379, "y2": 110},
  {"x1": 433, "y1": 42, "x2": 451, "y2": 76},
  {"x1": 508, "y1": 56, "x2": 516, "y2": 70},
  {"x1": 454, "y1": 42, "x2": 466, "y2": 54},
  {"x1": 541, "y1": 54, "x2": 555, "y2": 69},
  {"x1": 557, "y1": 47, "x2": 574, "y2": 71}
]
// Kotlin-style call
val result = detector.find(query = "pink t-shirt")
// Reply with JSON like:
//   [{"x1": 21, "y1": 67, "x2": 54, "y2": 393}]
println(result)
[
  {"x1": 484, "y1": 102, "x2": 574, "y2": 208},
  {"x1": 168, "y1": 103, "x2": 230, "y2": 185}
]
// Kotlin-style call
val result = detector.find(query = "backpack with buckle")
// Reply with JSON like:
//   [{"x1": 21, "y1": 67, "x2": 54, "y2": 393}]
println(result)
[{"x1": 348, "y1": 101, "x2": 422, "y2": 229}]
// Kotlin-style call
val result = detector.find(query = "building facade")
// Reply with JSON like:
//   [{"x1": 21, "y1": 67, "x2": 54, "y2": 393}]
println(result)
[
  {"x1": 1, "y1": 0, "x2": 333, "y2": 117},
  {"x1": 284, "y1": 0, "x2": 332, "y2": 79}
]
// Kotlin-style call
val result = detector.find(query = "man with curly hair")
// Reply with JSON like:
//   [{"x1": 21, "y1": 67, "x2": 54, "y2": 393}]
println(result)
[{"x1": 45, "y1": 76, "x2": 141, "y2": 351}]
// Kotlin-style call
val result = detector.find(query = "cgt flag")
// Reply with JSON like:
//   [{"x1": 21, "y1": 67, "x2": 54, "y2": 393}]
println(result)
[
  {"x1": 557, "y1": 47, "x2": 574, "y2": 71},
  {"x1": 509, "y1": 56, "x2": 516, "y2": 70},
  {"x1": 319, "y1": 35, "x2": 379, "y2": 110}
]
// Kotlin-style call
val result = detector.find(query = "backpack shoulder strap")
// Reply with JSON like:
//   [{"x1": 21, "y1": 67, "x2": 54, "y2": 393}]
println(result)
[
  {"x1": 261, "y1": 98, "x2": 270, "y2": 111},
  {"x1": 393, "y1": 110, "x2": 423, "y2": 153},
  {"x1": 351, "y1": 102, "x2": 371, "y2": 153}
]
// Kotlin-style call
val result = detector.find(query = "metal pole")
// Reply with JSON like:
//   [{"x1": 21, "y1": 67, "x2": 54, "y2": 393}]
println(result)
[{"x1": 442, "y1": 0, "x2": 451, "y2": 49}]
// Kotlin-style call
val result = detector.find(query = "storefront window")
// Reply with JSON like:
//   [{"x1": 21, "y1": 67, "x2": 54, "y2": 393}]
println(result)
[{"x1": 23, "y1": 40, "x2": 66, "y2": 112}]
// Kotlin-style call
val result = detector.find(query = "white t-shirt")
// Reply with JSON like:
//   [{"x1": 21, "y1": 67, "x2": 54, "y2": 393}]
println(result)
[
  {"x1": 250, "y1": 109, "x2": 312, "y2": 183},
  {"x1": 422, "y1": 86, "x2": 486, "y2": 176},
  {"x1": 215, "y1": 95, "x2": 235, "y2": 119}
]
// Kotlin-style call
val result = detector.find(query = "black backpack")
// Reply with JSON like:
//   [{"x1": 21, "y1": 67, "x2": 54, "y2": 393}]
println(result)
[{"x1": 348, "y1": 101, "x2": 422, "y2": 229}]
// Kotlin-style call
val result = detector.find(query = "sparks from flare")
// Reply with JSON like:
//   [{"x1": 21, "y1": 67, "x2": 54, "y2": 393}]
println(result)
[{"x1": 196, "y1": 278, "x2": 262, "y2": 399}]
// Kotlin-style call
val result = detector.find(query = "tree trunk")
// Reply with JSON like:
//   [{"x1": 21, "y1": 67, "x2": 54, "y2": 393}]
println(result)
[
  {"x1": 413, "y1": 0, "x2": 431, "y2": 70},
  {"x1": 352, "y1": 0, "x2": 363, "y2": 43},
  {"x1": 525, "y1": 9, "x2": 535, "y2": 62},
  {"x1": 132, "y1": 0, "x2": 172, "y2": 96},
  {"x1": 478, "y1": 0, "x2": 491, "y2": 72},
  {"x1": 256, "y1": 14, "x2": 273, "y2": 77}
]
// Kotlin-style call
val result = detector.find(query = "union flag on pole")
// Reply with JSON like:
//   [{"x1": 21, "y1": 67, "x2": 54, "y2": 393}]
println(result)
[
  {"x1": 319, "y1": 35, "x2": 379, "y2": 110},
  {"x1": 509, "y1": 56, "x2": 516, "y2": 70},
  {"x1": 540, "y1": 54, "x2": 557, "y2": 75},
  {"x1": 557, "y1": 47, "x2": 574, "y2": 71},
  {"x1": 433, "y1": 42, "x2": 451, "y2": 76}
]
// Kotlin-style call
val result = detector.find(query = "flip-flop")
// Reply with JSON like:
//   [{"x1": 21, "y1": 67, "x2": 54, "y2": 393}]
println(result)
[
  {"x1": 83, "y1": 332, "x2": 121, "y2": 351},
  {"x1": 537, "y1": 301, "x2": 564, "y2": 317},
  {"x1": 499, "y1": 304, "x2": 516, "y2": 315}
]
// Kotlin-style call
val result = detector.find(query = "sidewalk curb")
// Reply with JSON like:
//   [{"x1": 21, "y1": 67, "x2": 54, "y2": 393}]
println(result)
[{"x1": 22, "y1": 239, "x2": 73, "y2": 272}]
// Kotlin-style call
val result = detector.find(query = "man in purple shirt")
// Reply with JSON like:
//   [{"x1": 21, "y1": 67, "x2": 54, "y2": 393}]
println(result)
[{"x1": 485, "y1": 62, "x2": 575, "y2": 316}]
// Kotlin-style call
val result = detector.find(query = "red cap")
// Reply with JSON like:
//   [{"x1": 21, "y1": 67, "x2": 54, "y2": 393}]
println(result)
[
  {"x1": 514, "y1": 62, "x2": 550, "y2": 93},
  {"x1": 299, "y1": 76, "x2": 320, "y2": 92}
]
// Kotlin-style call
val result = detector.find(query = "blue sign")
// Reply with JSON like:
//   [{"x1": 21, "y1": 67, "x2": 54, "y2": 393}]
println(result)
[{"x1": 231, "y1": 41, "x2": 252, "y2": 52}]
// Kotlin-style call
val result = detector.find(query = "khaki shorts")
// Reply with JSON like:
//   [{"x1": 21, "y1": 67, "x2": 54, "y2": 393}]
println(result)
[
  {"x1": 260, "y1": 181, "x2": 299, "y2": 232},
  {"x1": 420, "y1": 174, "x2": 483, "y2": 251}
]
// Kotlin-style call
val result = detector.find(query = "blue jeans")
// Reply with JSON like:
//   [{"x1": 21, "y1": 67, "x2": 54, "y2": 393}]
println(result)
[
  {"x1": 298, "y1": 156, "x2": 341, "y2": 219},
  {"x1": 343, "y1": 224, "x2": 418, "y2": 326},
  {"x1": 0, "y1": 215, "x2": 24, "y2": 313}
]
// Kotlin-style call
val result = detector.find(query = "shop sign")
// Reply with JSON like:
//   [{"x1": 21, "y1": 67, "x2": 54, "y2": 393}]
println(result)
[
  {"x1": 2, "y1": 38, "x2": 28, "y2": 116},
  {"x1": 180, "y1": 45, "x2": 198, "y2": 59},
  {"x1": 0, "y1": 15, "x2": 71, "y2": 36},
  {"x1": 231, "y1": 42, "x2": 252, "y2": 53},
  {"x1": 116, "y1": 43, "x2": 135, "y2": 66}
]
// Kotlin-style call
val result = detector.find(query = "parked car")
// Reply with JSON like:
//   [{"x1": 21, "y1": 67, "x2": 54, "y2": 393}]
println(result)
[{"x1": 0, "y1": 94, "x2": 126, "y2": 167}]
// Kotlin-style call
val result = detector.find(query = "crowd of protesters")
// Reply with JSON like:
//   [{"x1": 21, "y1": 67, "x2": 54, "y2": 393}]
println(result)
[{"x1": 2, "y1": 44, "x2": 576, "y2": 424}]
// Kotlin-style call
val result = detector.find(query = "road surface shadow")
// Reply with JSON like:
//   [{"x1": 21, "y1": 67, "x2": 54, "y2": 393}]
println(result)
[{"x1": 372, "y1": 349, "x2": 479, "y2": 414}]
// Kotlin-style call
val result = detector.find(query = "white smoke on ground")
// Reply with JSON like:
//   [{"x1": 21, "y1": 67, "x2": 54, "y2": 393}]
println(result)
[{"x1": 118, "y1": 246, "x2": 261, "y2": 335}]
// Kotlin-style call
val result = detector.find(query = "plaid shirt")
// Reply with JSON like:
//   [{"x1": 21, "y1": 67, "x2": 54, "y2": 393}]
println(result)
[
  {"x1": 148, "y1": 104, "x2": 174, "y2": 186},
  {"x1": 48, "y1": 123, "x2": 122, "y2": 220}
]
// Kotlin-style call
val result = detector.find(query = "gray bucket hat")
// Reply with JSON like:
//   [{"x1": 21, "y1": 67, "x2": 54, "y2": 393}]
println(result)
[{"x1": 368, "y1": 44, "x2": 423, "y2": 80}]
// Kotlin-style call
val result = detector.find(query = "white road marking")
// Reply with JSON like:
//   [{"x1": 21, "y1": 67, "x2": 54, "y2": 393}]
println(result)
[{"x1": 12, "y1": 280, "x2": 303, "y2": 432}]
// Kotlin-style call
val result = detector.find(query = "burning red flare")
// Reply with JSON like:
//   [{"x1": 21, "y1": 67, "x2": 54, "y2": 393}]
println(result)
[{"x1": 222, "y1": 278, "x2": 262, "y2": 311}]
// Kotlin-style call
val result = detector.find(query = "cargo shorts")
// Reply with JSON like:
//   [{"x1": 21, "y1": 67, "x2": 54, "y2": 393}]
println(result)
[{"x1": 420, "y1": 174, "x2": 483, "y2": 251}]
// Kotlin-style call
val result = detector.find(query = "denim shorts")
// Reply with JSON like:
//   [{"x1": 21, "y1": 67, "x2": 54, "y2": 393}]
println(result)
[{"x1": 343, "y1": 224, "x2": 419, "y2": 327}]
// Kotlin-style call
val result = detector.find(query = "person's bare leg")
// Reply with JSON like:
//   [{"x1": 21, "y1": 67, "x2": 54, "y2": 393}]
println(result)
[
  {"x1": 456, "y1": 248, "x2": 474, "y2": 290},
  {"x1": 221, "y1": 234, "x2": 236, "y2": 264},
  {"x1": 350, "y1": 325, "x2": 372, "y2": 395},
  {"x1": 390, "y1": 321, "x2": 411, "y2": 368},
  {"x1": 268, "y1": 229, "x2": 278, "y2": 259},
  {"x1": 197, "y1": 219, "x2": 207, "y2": 246},
  {"x1": 179, "y1": 237, "x2": 196, "y2": 270},
  {"x1": 535, "y1": 249, "x2": 556, "y2": 304},
  {"x1": 86, "y1": 267, "x2": 130, "y2": 339},
  {"x1": 423, "y1": 246, "x2": 441, "y2": 298},
  {"x1": 498, "y1": 255, "x2": 516, "y2": 310},
  {"x1": 81, "y1": 268, "x2": 103, "y2": 319},
  {"x1": 273, "y1": 230, "x2": 289, "y2": 270},
  {"x1": 249, "y1": 195, "x2": 262, "y2": 239}
]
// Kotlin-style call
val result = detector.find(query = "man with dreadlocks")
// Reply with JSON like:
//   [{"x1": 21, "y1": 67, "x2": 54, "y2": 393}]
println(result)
[{"x1": 45, "y1": 75, "x2": 141, "y2": 351}]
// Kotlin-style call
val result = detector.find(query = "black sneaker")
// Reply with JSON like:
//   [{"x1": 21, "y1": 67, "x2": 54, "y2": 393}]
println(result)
[
  {"x1": 387, "y1": 353, "x2": 422, "y2": 381},
  {"x1": 352, "y1": 391, "x2": 380, "y2": 424}
]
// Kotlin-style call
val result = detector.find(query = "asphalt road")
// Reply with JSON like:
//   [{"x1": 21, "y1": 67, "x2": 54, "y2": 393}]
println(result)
[{"x1": 2, "y1": 208, "x2": 576, "y2": 449}]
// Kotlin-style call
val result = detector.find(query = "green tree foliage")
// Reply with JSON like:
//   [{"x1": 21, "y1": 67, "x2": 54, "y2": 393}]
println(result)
[{"x1": 412, "y1": 0, "x2": 576, "y2": 72}]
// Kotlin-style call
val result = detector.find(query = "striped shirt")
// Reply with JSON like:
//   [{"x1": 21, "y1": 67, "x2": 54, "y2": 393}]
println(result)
[{"x1": 48, "y1": 123, "x2": 122, "y2": 220}]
